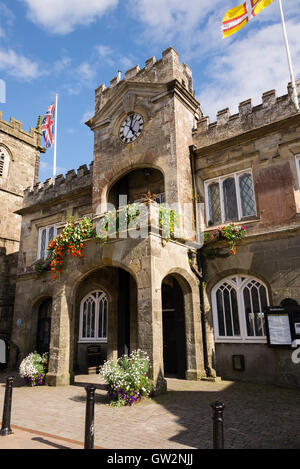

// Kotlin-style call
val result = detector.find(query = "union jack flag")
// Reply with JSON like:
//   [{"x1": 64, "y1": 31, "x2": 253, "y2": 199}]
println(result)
[{"x1": 42, "y1": 102, "x2": 55, "y2": 148}]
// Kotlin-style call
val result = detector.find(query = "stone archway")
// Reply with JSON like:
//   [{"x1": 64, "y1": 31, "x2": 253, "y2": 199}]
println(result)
[
  {"x1": 74, "y1": 266, "x2": 138, "y2": 374},
  {"x1": 107, "y1": 166, "x2": 165, "y2": 209}
]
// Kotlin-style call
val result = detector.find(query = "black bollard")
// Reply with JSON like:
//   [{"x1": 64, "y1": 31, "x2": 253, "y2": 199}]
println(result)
[
  {"x1": 84, "y1": 384, "x2": 95, "y2": 449},
  {"x1": 210, "y1": 401, "x2": 225, "y2": 449},
  {"x1": 1, "y1": 376, "x2": 14, "y2": 436}
]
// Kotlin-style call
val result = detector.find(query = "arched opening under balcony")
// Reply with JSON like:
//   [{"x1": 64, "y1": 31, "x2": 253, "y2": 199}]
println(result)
[{"x1": 107, "y1": 167, "x2": 165, "y2": 209}]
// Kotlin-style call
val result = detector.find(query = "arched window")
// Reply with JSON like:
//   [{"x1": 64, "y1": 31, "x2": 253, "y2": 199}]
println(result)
[
  {"x1": 212, "y1": 276, "x2": 269, "y2": 342},
  {"x1": 0, "y1": 146, "x2": 10, "y2": 180},
  {"x1": 79, "y1": 291, "x2": 108, "y2": 343}
]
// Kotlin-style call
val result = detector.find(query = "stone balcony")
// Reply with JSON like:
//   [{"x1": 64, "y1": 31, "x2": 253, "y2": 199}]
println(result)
[{"x1": 92, "y1": 201, "x2": 194, "y2": 245}]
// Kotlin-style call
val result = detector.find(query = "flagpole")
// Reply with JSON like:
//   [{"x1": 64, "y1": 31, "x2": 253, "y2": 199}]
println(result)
[
  {"x1": 278, "y1": 0, "x2": 299, "y2": 111},
  {"x1": 53, "y1": 93, "x2": 58, "y2": 179}
]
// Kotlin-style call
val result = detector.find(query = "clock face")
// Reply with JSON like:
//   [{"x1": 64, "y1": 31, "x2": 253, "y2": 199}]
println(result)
[{"x1": 119, "y1": 113, "x2": 144, "y2": 144}]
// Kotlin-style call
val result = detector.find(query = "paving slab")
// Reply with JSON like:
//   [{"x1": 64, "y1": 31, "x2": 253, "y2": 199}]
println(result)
[{"x1": 0, "y1": 372, "x2": 300, "y2": 449}]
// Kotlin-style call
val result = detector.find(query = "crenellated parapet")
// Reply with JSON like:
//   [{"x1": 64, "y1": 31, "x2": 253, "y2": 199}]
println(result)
[
  {"x1": 22, "y1": 162, "x2": 93, "y2": 209},
  {"x1": 91, "y1": 47, "x2": 194, "y2": 116},
  {"x1": 0, "y1": 111, "x2": 44, "y2": 150},
  {"x1": 193, "y1": 79, "x2": 300, "y2": 148}
]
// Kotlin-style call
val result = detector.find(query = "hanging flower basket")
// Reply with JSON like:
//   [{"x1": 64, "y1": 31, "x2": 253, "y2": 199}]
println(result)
[{"x1": 205, "y1": 224, "x2": 247, "y2": 255}]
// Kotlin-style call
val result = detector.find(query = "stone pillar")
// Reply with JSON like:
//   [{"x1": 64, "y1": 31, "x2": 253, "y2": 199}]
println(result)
[
  {"x1": 46, "y1": 284, "x2": 72, "y2": 386},
  {"x1": 185, "y1": 288, "x2": 206, "y2": 380},
  {"x1": 137, "y1": 276, "x2": 166, "y2": 394},
  {"x1": 107, "y1": 298, "x2": 118, "y2": 362}
]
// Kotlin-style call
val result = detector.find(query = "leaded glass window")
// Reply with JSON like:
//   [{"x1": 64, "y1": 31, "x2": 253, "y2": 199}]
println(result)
[
  {"x1": 239, "y1": 173, "x2": 256, "y2": 218},
  {"x1": 205, "y1": 170, "x2": 256, "y2": 226},
  {"x1": 243, "y1": 280, "x2": 268, "y2": 337},
  {"x1": 38, "y1": 225, "x2": 57, "y2": 260},
  {"x1": 79, "y1": 291, "x2": 108, "y2": 342},
  {"x1": 212, "y1": 276, "x2": 269, "y2": 341},
  {"x1": 223, "y1": 177, "x2": 238, "y2": 221},
  {"x1": 208, "y1": 183, "x2": 221, "y2": 225},
  {"x1": 216, "y1": 282, "x2": 240, "y2": 337}
]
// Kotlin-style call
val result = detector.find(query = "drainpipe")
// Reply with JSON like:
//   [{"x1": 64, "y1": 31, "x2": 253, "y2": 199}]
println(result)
[{"x1": 189, "y1": 145, "x2": 212, "y2": 378}]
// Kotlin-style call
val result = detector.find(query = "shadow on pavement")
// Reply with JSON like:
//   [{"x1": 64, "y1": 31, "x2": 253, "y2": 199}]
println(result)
[
  {"x1": 31, "y1": 437, "x2": 74, "y2": 450},
  {"x1": 151, "y1": 380, "x2": 300, "y2": 449}
]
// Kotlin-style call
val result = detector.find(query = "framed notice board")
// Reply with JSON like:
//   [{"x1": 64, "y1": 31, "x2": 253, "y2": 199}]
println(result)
[
  {"x1": 265, "y1": 306, "x2": 300, "y2": 348},
  {"x1": 265, "y1": 307, "x2": 293, "y2": 348}
]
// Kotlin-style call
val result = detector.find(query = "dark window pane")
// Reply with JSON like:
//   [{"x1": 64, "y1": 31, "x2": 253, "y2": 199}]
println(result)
[
  {"x1": 223, "y1": 178, "x2": 238, "y2": 221},
  {"x1": 239, "y1": 173, "x2": 256, "y2": 217},
  {"x1": 216, "y1": 289, "x2": 225, "y2": 336},
  {"x1": 49, "y1": 226, "x2": 55, "y2": 243},
  {"x1": 223, "y1": 288, "x2": 233, "y2": 336},
  {"x1": 231, "y1": 289, "x2": 240, "y2": 336},
  {"x1": 208, "y1": 183, "x2": 221, "y2": 225},
  {"x1": 243, "y1": 287, "x2": 254, "y2": 336},
  {"x1": 243, "y1": 281, "x2": 268, "y2": 337},
  {"x1": 40, "y1": 229, "x2": 46, "y2": 260}
]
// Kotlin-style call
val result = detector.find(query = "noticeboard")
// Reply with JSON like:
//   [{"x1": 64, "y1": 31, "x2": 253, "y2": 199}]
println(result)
[{"x1": 265, "y1": 307, "x2": 293, "y2": 348}]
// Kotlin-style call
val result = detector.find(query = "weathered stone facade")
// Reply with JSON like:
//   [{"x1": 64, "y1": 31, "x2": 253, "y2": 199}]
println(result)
[
  {"x1": 193, "y1": 78, "x2": 300, "y2": 388},
  {"x1": 3, "y1": 47, "x2": 300, "y2": 390},
  {"x1": 0, "y1": 112, "x2": 43, "y2": 359}
]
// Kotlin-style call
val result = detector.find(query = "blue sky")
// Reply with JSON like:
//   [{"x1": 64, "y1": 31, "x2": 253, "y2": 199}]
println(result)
[{"x1": 0, "y1": 0, "x2": 300, "y2": 182}]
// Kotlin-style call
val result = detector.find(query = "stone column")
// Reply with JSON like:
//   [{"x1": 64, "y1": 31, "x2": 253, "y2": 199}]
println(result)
[
  {"x1": 185, "y1": 288, "x2": 206, "y2": 380},
  {"x1": 107, "y1": 298, "x2": 118, "y2": 362},
  {"x1": 137, "y1": 269, "x2": 166, "y2": 394},
  {"x1": 46, "y1": 284, "x2": 72, "y2": 386}
]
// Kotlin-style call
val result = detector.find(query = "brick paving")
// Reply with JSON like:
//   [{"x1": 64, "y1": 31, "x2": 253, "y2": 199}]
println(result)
[{"x1": 0, "y1": 372, "x2": 300, "y2": 449}]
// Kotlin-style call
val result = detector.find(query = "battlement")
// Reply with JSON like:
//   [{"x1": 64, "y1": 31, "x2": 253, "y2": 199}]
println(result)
[
  {"x1": 193, "y1": 80, "x2": 300, "y2": 149},
  {"x1": 0, "y1": 111, "x2": 44, "y2": 150},
  {"x1": 22, "y1": 162, "x2": 93, "y2": 209},
  {"x1": 92, "y1": 47, "x2": 194, "y2": 115}
]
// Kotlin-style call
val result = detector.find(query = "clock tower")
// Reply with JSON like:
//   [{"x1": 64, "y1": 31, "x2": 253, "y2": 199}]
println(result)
[
  {"x1": 85, "y1": 47, "x2": 209, "y2": 390},
  {"x1": 87, "y1": 46, "x2": 201, "y2": 222}
]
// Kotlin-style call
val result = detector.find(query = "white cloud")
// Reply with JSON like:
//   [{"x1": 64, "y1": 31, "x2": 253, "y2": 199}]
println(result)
[
  {"x1": 22, "y1": 0, "x2": 119, "y2": 34},
  {"x1": 78, "y1": 62, "x2": 95, "y2": 83},
  {"x1": 0, "y1": 48, "x2": 41, "y2": 80},
  {"x1": 197, "y1": 19, "x2": 300, "y2": 119},
  {"x1": 54, "y1": 57, "x2": 71, "y2": 74},
  {"x1": 128, "y1": 0, "x2": 300, "y2": 120},
  {"x1": 0, "y1": 2, "x2": 15, "y2": 37}
]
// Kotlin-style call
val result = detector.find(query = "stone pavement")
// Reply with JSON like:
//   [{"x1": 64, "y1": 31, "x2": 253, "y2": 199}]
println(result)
[{"x1": 0, "y1": 372, "x2": 300, "y2": 450}]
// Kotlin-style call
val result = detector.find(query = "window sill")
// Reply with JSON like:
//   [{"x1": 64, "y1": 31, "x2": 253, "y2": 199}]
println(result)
[
  {"x1": 78, "y1": 339, "x2": 107, "y2": 344},
  {"x1": 215, "y1": 338, "x2": 267, "y2": 344},
  {"x1": 205, "y1": 218, "x2": 260, "y2": 231}
]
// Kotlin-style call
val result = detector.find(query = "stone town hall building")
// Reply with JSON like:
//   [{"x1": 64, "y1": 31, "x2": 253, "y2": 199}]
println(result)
[{"x1": 1, "y1": 47, "x2": 300, "y2": 391}]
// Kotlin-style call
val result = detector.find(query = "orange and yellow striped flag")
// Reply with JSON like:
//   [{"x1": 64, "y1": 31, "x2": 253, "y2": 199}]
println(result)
[{"x1": 222, "y1": 0, "x2": 275, "y2": 38}]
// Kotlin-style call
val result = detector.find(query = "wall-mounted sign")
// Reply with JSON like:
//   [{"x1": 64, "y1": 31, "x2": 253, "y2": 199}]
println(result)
[
  {"x1": 265, "y1": 307, "x2": 300, "y2": 348},
  {"x1": 16, "y1": 319, "x2": 22, "y2": 327}
]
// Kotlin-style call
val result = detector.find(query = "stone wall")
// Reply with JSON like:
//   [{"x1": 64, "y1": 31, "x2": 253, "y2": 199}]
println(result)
[
  {"x1": 203, "y1": 233, "x2": 300, "y2": 388},
  {"x1": 0, "y1": 112, "x2": 43, "y2": 252},
  {"x1": 0, "y1": 111, "x2": 43, "y2": 351},
  {"x1": 16, "y1": 165, "x2": 93, "y2": 274},
  {"x1": 92, "y1": 47, "x2": 196, "y2": 116},
  {"x1": 193, "y1": 80, "x2": 300, "y2": 149}
]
